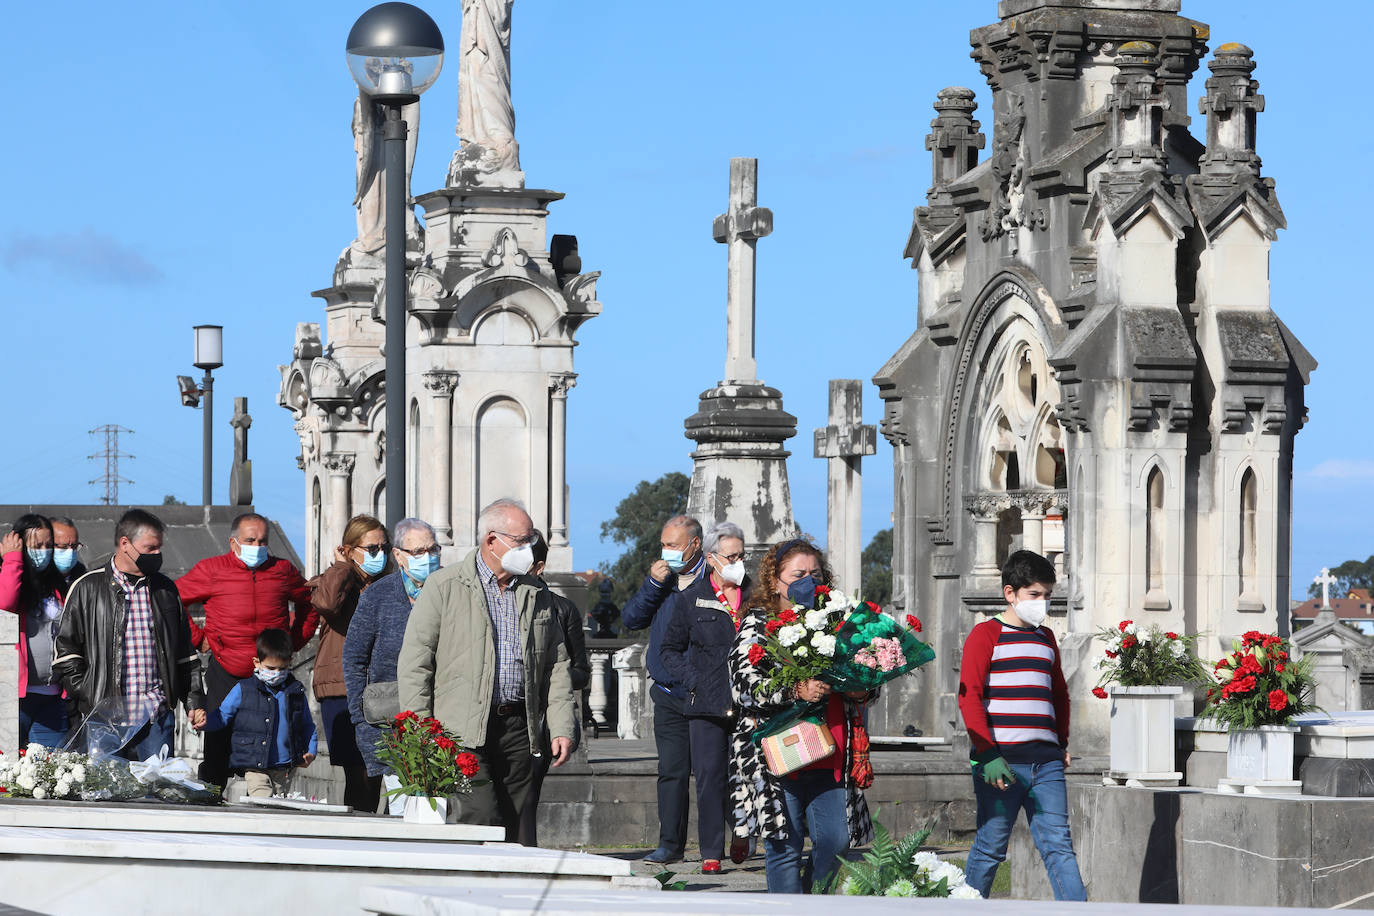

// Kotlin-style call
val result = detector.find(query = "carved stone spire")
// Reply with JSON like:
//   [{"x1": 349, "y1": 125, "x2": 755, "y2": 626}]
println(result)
[
  {"x1": 1198, "y1": 42, "x2": 1263, "y2": 177},
  {"x1": 926, "y1": 87, "x2": 984, "y2": 205},
  {"x1": 1105, "y1": 41, "x2": 1168, "y2": 173}
]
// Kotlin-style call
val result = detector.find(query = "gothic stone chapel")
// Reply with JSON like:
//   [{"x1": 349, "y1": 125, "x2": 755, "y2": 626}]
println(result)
[{"x1": 874, "y1": 0, "x2": 1312, "y2": 749}]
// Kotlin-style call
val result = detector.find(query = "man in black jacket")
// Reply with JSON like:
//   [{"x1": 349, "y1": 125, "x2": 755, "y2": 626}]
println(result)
[{"x1": 54, "y1": 509, "x2": 205, "y2": 761}]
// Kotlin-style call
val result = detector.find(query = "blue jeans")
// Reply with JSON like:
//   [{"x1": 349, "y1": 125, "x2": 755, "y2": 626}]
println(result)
[
  {"x1": 966, "y1": 757, "x2": 1086, "y2": 901},
  {"x1": 119, "y1": 709, "x2": 176, "y2": 762},
  {"x1": 764, "y1": 769, "x2": 849, "y2": 894},
  {"x1": 19, "y1": 693, "x2": 69, "y2": 749}
]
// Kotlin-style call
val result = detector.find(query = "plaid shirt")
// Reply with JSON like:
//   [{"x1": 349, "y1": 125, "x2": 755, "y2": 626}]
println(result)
[
  {"x1": 475, "y1": 552, "x2": 524, "y2": 704},
  {"x1": 111, "y1": 567, "x2": 167, "y2": 710}
]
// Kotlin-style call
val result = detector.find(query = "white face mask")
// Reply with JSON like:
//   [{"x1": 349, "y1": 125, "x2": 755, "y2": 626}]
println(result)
[
  {"x1": 718, "y1": 560, "x2": 746, "y2": 586},
  {"x1": 255, "y1": 667, "x2": 288, "y2": 687},
  {"x1": 496, "y1": 535, "x2": 535, "y2": 577},
  {"x1": 1014, "y1": 599, "x2": 1049, "y2": 628}
]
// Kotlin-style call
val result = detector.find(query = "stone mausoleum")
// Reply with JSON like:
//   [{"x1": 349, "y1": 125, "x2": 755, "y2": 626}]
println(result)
[
  {"x1": 277, "y1": 2, "x2": 601, "y2": 579},
  {"x1": 874, "y1": 0, "x2": 1312, "y2": 748}
]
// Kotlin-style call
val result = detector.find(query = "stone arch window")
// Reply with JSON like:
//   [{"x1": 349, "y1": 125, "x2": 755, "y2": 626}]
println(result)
[
  {"x1": 310, "y1": 476, "x2": 322, "y2": 577},
  {"x1": 1144, "y1": 465, "x2": 1168, "y2": 609},
  {"x1": 1239, "y1": 467, "x2": 1259, "y2": 606},
  {"x1": 475, "y1": 396, "x2": 530, "y2": 538},
  {"x1": 979, "y1": 339, "x2": 1064, "y2": 497}
]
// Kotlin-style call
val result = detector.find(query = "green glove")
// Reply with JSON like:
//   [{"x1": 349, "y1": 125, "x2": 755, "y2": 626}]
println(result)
[{"x1": 978, "y1": 756, "x2": 1016, "y2": 787}]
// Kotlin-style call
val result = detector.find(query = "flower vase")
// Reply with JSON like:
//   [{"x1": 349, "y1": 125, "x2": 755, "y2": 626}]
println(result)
[
  {"x1": 1219, "y1": 725, "x2": 1300, "y2": 795},
  {"x1": 1105, "y1": 685, "x2": 1184, "y2": 787},
  {"x1": 402, "y1": 794, "x2": 457, "y2": 825}
]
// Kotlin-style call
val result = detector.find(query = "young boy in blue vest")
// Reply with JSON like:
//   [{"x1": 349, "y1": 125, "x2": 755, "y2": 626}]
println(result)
[
  {"x1": 957, "y1": 549, "x2": 1087, "y2": 901},
  {"x1": 197, "y1": 628, "x2": 317, "y2": 798}
]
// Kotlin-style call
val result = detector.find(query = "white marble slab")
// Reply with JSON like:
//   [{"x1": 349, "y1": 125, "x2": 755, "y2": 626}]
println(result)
[
  {"x1": 360, "y1": 885, "x2": 1337, "y2": 915},
  {"x1": 0, "y1": 825, "x2": 634, "y2": 916},
  {"x1": 0, "y1": 799, "x2": 505, "y2": 842}
]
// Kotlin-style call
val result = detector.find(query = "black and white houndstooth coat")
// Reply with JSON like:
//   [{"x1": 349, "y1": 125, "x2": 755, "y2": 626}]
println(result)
[{"x1": 727, "y1": 608, "x2": 875, "y2": 845}]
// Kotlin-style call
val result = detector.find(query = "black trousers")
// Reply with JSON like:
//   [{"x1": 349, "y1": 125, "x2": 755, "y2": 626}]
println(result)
[
  {"x1": 689, "y1": 714, "x2": 731, "y2": 860},
  {"x1": 458, "y1": 708, "x2": 536, "y2": 843},
  {"x1": 199, "y1": 655, "x2": 238, "y2": 792},
  {"x1": 651, "y1": 685, "x2": 691, "y2": 854}
]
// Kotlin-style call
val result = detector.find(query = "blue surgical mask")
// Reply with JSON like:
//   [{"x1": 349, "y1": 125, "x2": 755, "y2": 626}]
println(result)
[
  {"x1": 361, "y1": 551, "x2": 387, "y2": 576},
  {"x1": 662, "y1": 548, "x2": 686, "y2": 572},
  {"x1": 238, "y1": 544, "x2": 267, "y2": 569},
  {"x1": 786, "y1": 575, "x2": 818, "y2": 609},
  {"x1": 255, "y1": 667, "x2": 288, "y2": 687},
  {"x1": 53, "y1": 548, "x2": 78, "y2": 573},
  {"x1": 26, "y1": 549, "x2": 52, "y2": 572},
  {"x1": 407, "y1": 554, "x2": 439, "y2": 584}
]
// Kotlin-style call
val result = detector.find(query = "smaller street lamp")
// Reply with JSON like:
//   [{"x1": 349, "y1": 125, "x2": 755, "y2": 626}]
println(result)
[
  {"x1": 182, "y1": 324, "x2": 224, "y2": 506},
  {"x1": 346, "y1": 2, "x2": 444, "y2": 530}
]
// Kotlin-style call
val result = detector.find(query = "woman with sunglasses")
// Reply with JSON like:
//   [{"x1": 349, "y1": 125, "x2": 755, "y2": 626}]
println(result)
[
  {"x1": 659, "y1": 520, "x2": 750, "y2": 874},
  {"x1": 308, "y1": 514, "x2": 390, "y2": 811}
]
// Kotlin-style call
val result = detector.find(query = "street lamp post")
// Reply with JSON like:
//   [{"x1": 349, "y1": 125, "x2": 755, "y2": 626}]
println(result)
[
  {"x1": 346, "y1": 2, "x2": 444, "y2": 530},
  {"x1": 193, "y1": 324, "x2": 224, "y2": 506}
]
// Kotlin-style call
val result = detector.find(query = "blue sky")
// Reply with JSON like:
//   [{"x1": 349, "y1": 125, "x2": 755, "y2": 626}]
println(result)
[{"x1": 2, "y1": 1, "x2": 1368, "y2": 598}]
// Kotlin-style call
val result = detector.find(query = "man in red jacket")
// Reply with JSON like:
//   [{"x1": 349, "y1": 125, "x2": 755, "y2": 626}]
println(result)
[{"x1": 177, "y1": 513, "x2": 316, "y2": 792}]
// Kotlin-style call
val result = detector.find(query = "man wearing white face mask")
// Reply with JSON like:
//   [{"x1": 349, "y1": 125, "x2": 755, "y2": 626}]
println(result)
[
  {"x1": 177, "y1": 513, "x2": 317, "y2": 793},
  {"x1": 398, "y1": 499, "x2": 576, "y2": 842},
  {"x1": 957, "y1": 549, "x2": 1086, "y2": 901}
]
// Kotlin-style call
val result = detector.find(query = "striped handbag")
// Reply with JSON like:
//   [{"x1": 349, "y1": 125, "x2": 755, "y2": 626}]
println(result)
[{"x1": 760, "y1": 718, "x2": 836, "y2": 777}]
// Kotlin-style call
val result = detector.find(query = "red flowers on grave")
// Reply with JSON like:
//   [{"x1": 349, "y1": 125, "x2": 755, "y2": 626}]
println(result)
[
  {"x1": 1121, "y1": 635, "x2": 1138, "y2": 650},
  {"x1": 376, "y1": 711, "x2": 485, "y2": 804},
  {"x1": 1091, "y1": 687, "x2": 1108, "y2": 699},
  {"x1": 1205, "y1": 632, "x2": 1316, "y2": 729},
  {"x1": 747, "y1": 643, "x2": 767, "y2": 666},
  {"x1": 905, "y1": 615, "x2": 923, "y2": 633},
  {"x1": 1094, "y1": 621, "x2": 1208, "y2": 694}
]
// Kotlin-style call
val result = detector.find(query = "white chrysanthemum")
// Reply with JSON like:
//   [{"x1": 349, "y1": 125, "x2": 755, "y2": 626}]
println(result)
[
  {"x1": 931, "y1": 861, "x2": 965, "y2": 887},
  {"x1": 950, "y1": 883, "x2": 983, "y2": 899},
  {"x1": 25, "y1": 744, "x2": 44, "y2": 755},
  {"x1": 812, "y1": 633, "x2": 837, "y2": 657},
  {"x1": 884, "y1": 879, "x2": 917, "y2": 897},
  {"x1": 1122, "y1": 622, "x2": 1137, "y2": 636},
  {"x1": 804, "y1": 608, "x2": 830, "y2": 631},
  {"x1": 71, "y1": 765, "x2": 86, "y2": 783},
  {"x1": 911, "y1": 850, "x2": 941, "y2": 871},
  {"x1": 827, "y1": 590, "x2": 851, "y2": 611},
  {"x1": 16, "y1": 775, "x2": 35, "y2": 791},
  {"x1": 1171, "y1": 640, "x2": 1187, "y2": 657},
  {"x1": 778, "y1": 624, "x2": 806, "y2": 647},
  {"x1": 31, "y1": 786, "x2": 46, "y2": 800},
  {"x1": 795, "y1": 645, "x2": 809, "y2": 658},
  {"x1": 54, "y1": 780, "x2": 70, "y2": 798},
  {"x1": 1137, "y1": 628, "x2": 1154, "y2": 644}
]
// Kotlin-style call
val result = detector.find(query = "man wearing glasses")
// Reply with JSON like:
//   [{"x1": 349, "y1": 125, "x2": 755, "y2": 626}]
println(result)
[
  {"x1": 177, "y1": 512, "x2": 317, "y2": 793},
  {"x1": 399, "y1": 498, "x2": 577, "y2": 842}
]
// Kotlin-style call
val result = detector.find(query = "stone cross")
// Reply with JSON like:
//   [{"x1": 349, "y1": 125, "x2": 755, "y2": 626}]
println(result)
[
  {"x1": 813, "y1": 380, "x2": 877, "y2": 594},
  {"x1": 712, "y1": 158, "x2": 773, "y2": 385},
  {"x1": 1315, "y1": 567, "x2": 1338, "y2": 610},
  {"x1": 228, "y1": 397, "x2": 253, "y2": 507}
]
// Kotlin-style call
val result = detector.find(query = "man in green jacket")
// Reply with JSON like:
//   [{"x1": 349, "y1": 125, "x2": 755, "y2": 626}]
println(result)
[{"x1": 398, "y1": 498, "x2": 576, "y2": 840}]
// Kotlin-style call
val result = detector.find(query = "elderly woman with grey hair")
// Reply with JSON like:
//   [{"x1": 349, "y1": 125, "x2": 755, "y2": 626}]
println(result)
[
  {"x1": 660, "y1": 520, "x2": 750, "y2": 873},
  {"x1": 341, "y1": 517, "x2": 442, "y2": 808}
]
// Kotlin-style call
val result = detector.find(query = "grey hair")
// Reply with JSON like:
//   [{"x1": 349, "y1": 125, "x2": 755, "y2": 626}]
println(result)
[
  {"x1": 49, "y1": 516, "x2": 78, "y2": 530},
  {"x1": 393, "y1": 517, "x2": 436, "y2": 546},
  {"x1": 477, "y1": 499, "x2": 530, "y2": 540},
  {"x1": 663, "y1": 515, "x2": 702, "y2": 545},
  {"x1": 703, "y1": 521, "x2": 745, "y2": 555}
]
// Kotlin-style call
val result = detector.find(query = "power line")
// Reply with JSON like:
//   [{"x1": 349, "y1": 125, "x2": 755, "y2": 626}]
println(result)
[{"x1": 87, "y1": 425, "x2": 134, "y2": 506}]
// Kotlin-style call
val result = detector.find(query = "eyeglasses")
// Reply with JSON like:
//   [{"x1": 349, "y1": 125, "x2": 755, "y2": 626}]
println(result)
[
  {"x1": 495, "y1": 532, "x2": 538, "y2": 547},
  {"x1": 714, "y1": 552, "x2": 745, "y2": 563},
  {"x1": 355, "y1": 543, "x2": 390, "y2": 557},
  {"x1": 396, "y1": 544, "x2": 440, "y2": 558},
  {"x1": 54, "y1": 542, "x2": 83, "y2": 551}
]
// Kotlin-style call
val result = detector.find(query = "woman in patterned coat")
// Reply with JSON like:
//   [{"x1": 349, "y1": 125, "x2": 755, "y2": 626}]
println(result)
[{"x1": 728, "y1": 538, "x2": 875, "y2": 894}]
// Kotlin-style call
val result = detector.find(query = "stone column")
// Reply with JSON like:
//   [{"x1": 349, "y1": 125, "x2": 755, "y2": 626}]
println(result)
[
  {"x1": 965, "y1": 493, "x2": 1004, "y2": 579},
  {"x1": 548, "y1": 372, "x2": 576, "y2": 547},
  {"x1": 587, "y1": 649, "x2": 611, "y2": 729},
  {"x1": 423, "y1": 371, "x2": 460, "y2": 544},
  {"x1": 322, "y1": 453, "x2": 355, "y2": 549},
  {"x1": 813, "y1": 380, "x2": 877, "y2": 592}
]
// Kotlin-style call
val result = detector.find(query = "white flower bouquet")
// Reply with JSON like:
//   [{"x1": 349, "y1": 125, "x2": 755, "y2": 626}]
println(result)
[{"x1": 829, "y1": 819, "x2": 983, "y2": 899}]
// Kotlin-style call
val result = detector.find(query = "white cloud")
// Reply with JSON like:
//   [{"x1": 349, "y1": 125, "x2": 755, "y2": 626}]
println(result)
[{"x1": 1302, "y1": 459, "x2": 1374, "y2": 481}]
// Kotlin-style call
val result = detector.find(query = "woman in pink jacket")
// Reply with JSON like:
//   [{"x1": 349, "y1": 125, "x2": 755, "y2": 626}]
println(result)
[{"x1": 0, "y1": 514, "x2": 71, "y2": 748}]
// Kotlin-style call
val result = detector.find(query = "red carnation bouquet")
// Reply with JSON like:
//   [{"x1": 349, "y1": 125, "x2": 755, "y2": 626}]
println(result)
[
  {"x1": 376, "y1": 710, "x2": 485, "y2": 809},
  {"x1": 1201, "y1": 631, "x2": 1318, "y2": 729}
]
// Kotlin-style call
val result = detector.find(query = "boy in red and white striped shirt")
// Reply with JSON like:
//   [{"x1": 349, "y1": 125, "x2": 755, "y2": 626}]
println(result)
[{"x1": 957, "y1": 550, "x2": 1086, "y2": 901}]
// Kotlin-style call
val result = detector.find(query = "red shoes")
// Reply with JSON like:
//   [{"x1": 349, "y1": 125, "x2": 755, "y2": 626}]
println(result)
[{"x1": 701, "y1": 859, "x2": 722, "y2": 874}]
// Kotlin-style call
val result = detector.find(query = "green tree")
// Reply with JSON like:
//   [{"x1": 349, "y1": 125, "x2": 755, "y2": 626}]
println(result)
[
  {"x1": 162, "y1": 494, "x2": 187, "y2": 506},
  {"x1": 598, "y1": 472, "x2": 691, "y2": 610},
  {"x1": 861, "y1": 528, "x2": 893, "y2": 607},
  {"x1": 1307, "y1": 556, "x2": 1374, "y2": 599}
]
